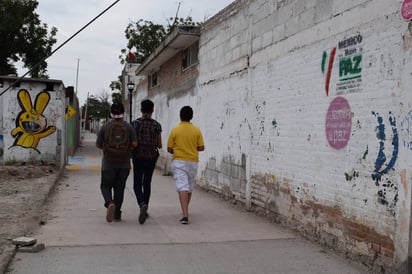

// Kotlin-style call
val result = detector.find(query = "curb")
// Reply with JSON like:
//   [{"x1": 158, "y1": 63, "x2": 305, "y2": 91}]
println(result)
[{"x1": 0, "y1": 243, "x2": 15, "y2": 274}]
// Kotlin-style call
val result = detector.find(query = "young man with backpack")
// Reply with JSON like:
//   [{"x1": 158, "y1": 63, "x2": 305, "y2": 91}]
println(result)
[
  {"x1": 96, "y1": 103, "x2": 137, "y2": 222},
  {"x1": 132, "y1": 99, "x2": 162, "y2": 224}
]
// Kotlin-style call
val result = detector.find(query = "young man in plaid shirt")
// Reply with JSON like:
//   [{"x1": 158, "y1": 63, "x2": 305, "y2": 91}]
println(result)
[{"x1": 132, "y1": 99, "x2": 162, "y2": 224}]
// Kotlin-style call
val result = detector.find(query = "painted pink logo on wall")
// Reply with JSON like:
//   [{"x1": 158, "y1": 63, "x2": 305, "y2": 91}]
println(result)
[
  {"x1": 325, "y1": 96, "x2": 352, "y2": 150},
  {"x1": 401, "y1": 0, "x2": 412, "y2": 21}
]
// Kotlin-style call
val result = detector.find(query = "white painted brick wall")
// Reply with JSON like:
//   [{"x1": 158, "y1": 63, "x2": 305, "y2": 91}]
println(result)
[
  {"x1": 145, "y1": 0, "x2": 412, "y2": 271},
  {"x1": 2, "y1": 81, "x2": 66, "y2": 167}
]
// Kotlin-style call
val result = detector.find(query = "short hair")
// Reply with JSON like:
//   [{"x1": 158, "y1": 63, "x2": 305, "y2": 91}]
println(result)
[
  {"x1": 180, "y1": 106, "x2": 193, "y2": 121},
  {"x1": 141, "y1": 99, "x2": 154, "y2": 113},
  {"x1": 110, "y1": 103, "x2": 125, "y2": 118}
]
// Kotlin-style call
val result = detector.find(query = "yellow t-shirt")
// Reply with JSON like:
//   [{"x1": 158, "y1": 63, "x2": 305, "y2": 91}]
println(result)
[{"x1": 167, "y1": 121, "x2": 204, "y2": 162}]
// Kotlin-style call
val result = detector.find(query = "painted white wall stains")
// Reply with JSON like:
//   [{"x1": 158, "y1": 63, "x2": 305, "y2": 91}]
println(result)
[{"x1": 143, "y1": 0, "x2": 412, "y2": 271}]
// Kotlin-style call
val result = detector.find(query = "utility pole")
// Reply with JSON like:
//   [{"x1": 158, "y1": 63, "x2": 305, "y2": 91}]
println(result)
[
  {"x1": 83, "y1": 92, "x2": 89, "y2": 132},
  {"x1": 75, "y1": 58, "x2": 80, "y2": 95}
]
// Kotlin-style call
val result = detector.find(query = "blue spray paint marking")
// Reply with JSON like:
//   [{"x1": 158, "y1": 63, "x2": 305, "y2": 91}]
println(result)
[
  {"x1": 69, "y1": 156, "x2": 85, "y2": 163},
  {"x1": 371, "y1": 112, "x2": 399, "y2": 185},
  {"x1": 380, "y1": 115, "x2": 399, "y2": 174}
]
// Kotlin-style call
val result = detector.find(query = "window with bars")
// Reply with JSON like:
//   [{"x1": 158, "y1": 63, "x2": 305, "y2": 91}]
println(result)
[
  {"x1": 148, "y1": 72, "x2": 159, "y2": 89},
  {"x1": 182, "y1": 41, "x2": 199, "y2": 70}
]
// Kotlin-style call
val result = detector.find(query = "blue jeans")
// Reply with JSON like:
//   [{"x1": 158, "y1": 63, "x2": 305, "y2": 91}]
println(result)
[
  {"x1": 100, "y1": 167, "x2": 130, "y2": 218},
  {"x1": 133, "y1": 157, "x2": 156, "y2": 208}
]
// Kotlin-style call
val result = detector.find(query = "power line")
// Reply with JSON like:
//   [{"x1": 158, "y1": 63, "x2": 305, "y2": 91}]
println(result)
[{"x1": 0, "y1": 0, "x2": 121, "y2": 97}]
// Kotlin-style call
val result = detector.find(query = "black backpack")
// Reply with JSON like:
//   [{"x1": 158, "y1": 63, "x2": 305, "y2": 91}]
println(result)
[
  {"x1": 133, "y1": 118, "x2": 159, "y2": 160},
  {"x1": 103, "y1": 120, "x2": 130, "y2": 162}
]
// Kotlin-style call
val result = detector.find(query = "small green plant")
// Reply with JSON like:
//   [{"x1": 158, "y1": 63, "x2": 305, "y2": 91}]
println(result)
[{"x1": 4, "y1": 159, "x2": 20, "y2": 166}]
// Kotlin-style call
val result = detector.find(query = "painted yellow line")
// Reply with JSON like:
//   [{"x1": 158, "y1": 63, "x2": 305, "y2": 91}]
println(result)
[
  {"x1": 66, "y1": 165, "x2": 81, "y2": 171},
  {"x1": 66, "y1": 165, "x2": 101, "y2": 172},
  {"x1": 89, "y1": 166, "x2": 101, "y2": 172}
]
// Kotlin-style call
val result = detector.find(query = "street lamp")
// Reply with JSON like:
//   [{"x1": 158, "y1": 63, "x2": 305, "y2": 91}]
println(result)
[{"x1": 127, "y1": 82, "x2": 135, "y2": 122}]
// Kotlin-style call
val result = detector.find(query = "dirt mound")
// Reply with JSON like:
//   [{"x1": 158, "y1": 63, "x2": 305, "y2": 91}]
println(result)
[
  {"x1": 0, "y1": 165, "x2": 60, "y2": 258},
  {"x1": 0, "y1": 165, "x2": 57, "y2": 181}
]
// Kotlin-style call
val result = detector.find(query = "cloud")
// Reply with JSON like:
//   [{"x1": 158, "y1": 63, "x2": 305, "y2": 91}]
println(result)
[{"x1": 32, "y1": 0, "x2": 233, "y2": 105}]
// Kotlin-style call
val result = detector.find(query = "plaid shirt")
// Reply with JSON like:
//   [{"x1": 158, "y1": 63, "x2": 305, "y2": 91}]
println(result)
[{"x1": 132, "y1": 114, "x2": 162, "y2": 159}]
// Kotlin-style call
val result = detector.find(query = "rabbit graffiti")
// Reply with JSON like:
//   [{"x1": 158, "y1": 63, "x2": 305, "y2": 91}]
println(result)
[{"x1": 10, "y1": 89, "x2": 56, "y2": 153}]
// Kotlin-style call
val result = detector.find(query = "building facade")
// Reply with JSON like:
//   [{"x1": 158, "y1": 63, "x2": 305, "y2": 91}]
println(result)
[{"x1": 128, "y1": 0, "x2": 412, "y2": 271}]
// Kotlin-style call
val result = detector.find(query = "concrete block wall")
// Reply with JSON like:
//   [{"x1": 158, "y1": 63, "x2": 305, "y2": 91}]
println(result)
[
  {"x1": 135, "y1": 0, "x2": 412, "y2": 270},
  {"x1": 192, "y1": 0, "x2": 412, "y2": 271},
  {"x1": 1, "y1": 80, "x2": 66, "y2": 169}
]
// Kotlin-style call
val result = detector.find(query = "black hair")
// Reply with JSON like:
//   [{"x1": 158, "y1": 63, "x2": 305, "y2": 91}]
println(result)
[
  {"x1": 141, "y1": 99, "x2": 154, "y2": 113},
  {"x1": 111, "y1": 103, "x2": 125, "y2": 115},
  {"x1": 180, "y1": 106, "x2": 193, "y2": 121}
]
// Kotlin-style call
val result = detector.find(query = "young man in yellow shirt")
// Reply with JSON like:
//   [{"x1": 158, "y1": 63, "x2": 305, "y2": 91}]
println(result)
[{"x1": 167, "y1": 106, "x2": 204, "y2": 224}]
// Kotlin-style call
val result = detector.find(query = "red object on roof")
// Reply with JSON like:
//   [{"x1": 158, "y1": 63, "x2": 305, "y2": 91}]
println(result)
[{"x1": 128, "y1": 51, "x2": 136, "y2": 61}]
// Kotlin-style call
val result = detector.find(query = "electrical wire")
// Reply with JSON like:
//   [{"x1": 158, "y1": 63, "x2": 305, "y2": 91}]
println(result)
[{"x1": 0, "y1": 0, "x2": 121, "y2": 97}]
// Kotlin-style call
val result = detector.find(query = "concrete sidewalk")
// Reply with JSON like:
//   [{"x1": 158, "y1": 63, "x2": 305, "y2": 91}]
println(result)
[{"x1": 7, "y1": 132, "x2": 370, "y2": 273}]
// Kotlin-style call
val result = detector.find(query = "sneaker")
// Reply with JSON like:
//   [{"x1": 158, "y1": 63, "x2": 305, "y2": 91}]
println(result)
[
  {"x1": 106, "y1": 203, "x2": 115, "y2": 223},
  {"x1": 114, "y1": 211, "x2": 122, "y2": 222},
  {"x1": 139, "y1": 204, "x2": 148, "y2": 224},
  {"x1": 179, "y1": 217, "x2": 189, "y2": 225}
]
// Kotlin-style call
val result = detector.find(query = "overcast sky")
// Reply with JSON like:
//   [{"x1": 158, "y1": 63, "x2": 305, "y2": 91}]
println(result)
[{"x1": 29, "y1": 0, "x2": 234, "y2": 105}]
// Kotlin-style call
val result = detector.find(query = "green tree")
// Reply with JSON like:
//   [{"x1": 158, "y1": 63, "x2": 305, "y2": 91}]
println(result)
[
  {"x1": 111, "y1": 92, "x2": 122, "y2": 104},
  {"x1": 110, "y1": 75, "x2": 122, "y2": 104},
  {"x1": 165, "y1": 16, "x2": 198, "y2": 34},
  {"x1": 110, "y1": 78, "x2": 122, "y2": 91},
  {"x1": 0, "y1": 0, "x2": 57, "y2": 77},
  {"x1": 119, "y1": 16, "x2": 199, "y2": 65},
  {"x1": 113, "y1": 15, "x2": 199, "y2": 91},
  {"x1": 81, "y1": 92, "x2": 111, "y2": 126},
  {"x1": 120, "y1": 19, "x2": 166, "y2": 64},
  {"x1": 96, "y1": 91, "x2": 111, "y2": 117}
]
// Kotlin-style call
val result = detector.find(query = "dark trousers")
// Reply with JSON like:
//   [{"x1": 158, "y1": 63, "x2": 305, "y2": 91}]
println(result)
[
  {"x1": 100, "y1": 167, "x2": 130, "y2": 218},
  {"x1": 132, "y1": 158, "x2": 156, "y2": 208}
]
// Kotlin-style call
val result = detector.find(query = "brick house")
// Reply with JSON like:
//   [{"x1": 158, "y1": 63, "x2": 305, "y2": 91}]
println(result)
[{"x1": 128, "y1": 25, "x2": 201, "y2": 172}]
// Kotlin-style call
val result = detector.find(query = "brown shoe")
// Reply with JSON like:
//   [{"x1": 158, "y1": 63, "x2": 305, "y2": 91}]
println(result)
[
  {"x1": 139, "y1": 204, "x2": 148, "y2": 224},
  {"x1": 106, "y1": 203, "x2": 115, "y2": 223}
]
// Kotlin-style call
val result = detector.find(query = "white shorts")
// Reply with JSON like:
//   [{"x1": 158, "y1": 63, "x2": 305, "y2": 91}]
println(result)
[{"x1": 172, "y1": 160, "x2": 198, "y2": 192}]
